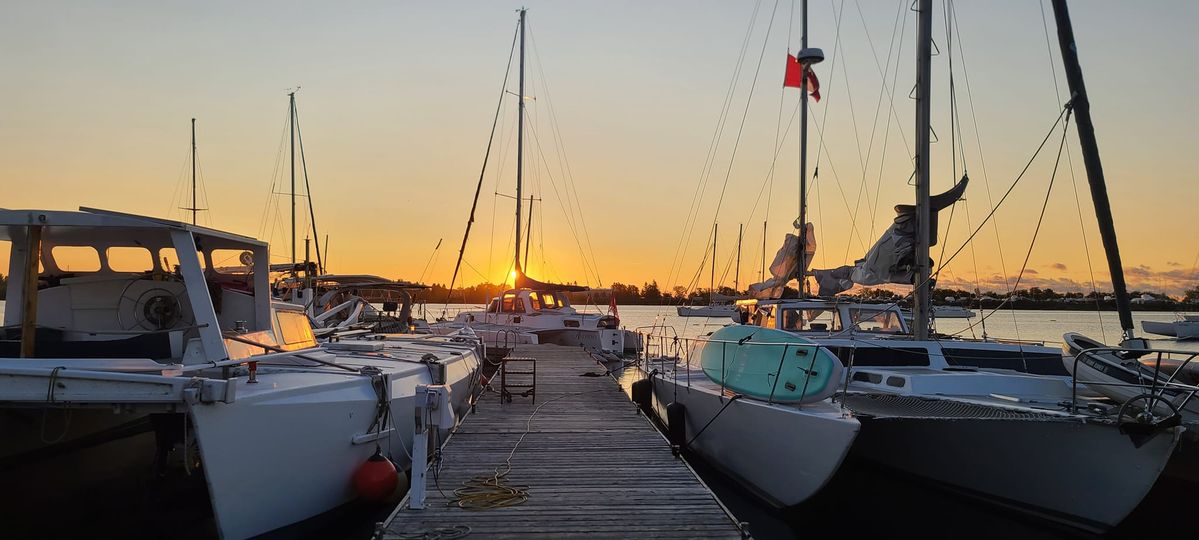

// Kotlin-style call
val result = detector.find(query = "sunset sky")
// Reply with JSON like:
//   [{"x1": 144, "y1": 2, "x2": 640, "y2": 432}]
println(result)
[{"x1": 3, "y1": 1, "x2": 1197, "y2": 295}]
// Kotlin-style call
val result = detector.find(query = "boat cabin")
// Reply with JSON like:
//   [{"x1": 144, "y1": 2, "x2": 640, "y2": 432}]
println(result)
[
  {"x1": 736, "y1": 298, "x2": 909, "y2": 336},
  {"x1": 485, "y1": 289, "x2": 573, "y2": 315},
  {"x1": 0, "y1": 208, "x2": 314, "y2": 365}
]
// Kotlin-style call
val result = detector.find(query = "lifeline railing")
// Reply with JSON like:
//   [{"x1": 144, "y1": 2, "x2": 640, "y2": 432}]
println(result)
[
  {"x1": 1069, "y1": 346, "x2": 1199, "y2": 418},
  {"x1": 637, "y1": 331, "x2": 835, "y2": 408}
]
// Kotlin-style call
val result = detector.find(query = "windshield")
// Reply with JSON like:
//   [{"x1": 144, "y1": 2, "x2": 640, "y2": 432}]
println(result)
[
  {"x1": 847, "y1": 308, "x2": 904, "y2": 333},
  {"x1": 779, "y1": 308, "x2": 841, "y2": 332}
]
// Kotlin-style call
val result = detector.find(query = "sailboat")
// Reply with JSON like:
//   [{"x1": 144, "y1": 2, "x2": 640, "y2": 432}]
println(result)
[
  {"x1": 262, "y1": 92, "x2": 433, "y2": 337},
  {"x1": 0, "y1": 208, "x2": 481, "y2": 538},
  {"x1": 677, "y1": 224, "x2": 742, "y2": 319},
  {"x1": 701, "y1": 0, "x2": 1174, "y2": 530},
  {"x1": 642, "y1": 3, "x2": 860, "y2": 509},
  {"x1": 429, "y1": 9, "x2": 638, "y2": 355}
]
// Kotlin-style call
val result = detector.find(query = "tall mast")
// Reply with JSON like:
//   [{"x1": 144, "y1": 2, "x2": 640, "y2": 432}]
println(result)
[
  {"x1": 761, "y1": 220, "x2": 767, "y2": 282},
  {"x1": 288, "y1": 91, "x2": 297, "y2": 266},
  {"x1": 912, "y1": 0, "x2": 933, "y2": 340},
  {"x1": 514, "y1": 8, "x2": 527, "y2": 278},
  {"x1": 190, "y1": 118, "x2": 197, "y2": 225},
  {"x1": 711, "y1": 223, "x2": 718, "y2": 303},
  {"x1": 523, "y1": 195, "x2": 534, "y2": 271},
  {"x1": 1051, "y1": 0, "x2": 1134, "y2": 340},
  {"x1": 735, "y1": 223, "x2": 743, "y2": 292},
  {"x1": 797, "y1": 0, "x2": 809, "y2": 299}
]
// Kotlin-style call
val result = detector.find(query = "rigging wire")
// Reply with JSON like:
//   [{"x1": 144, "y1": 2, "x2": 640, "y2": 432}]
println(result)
[
  {"x1": 663, "y1": 0, "x2": 765, "y2": 303},
  {"x1": 527, "y1": 24, "x2": 604, "y2": 287},
  {"x1": 1039, "y1": 0, "x2": 1105, "y2": 341},
  {"x1": 950, "y1": 110, "x2": 1072, "y2": 337},
  {"x1": 947, "y1": 5, "x2": 1019, "y2": 334},
  {"x1": 444, "y1": 20, "x2": 519, "y2": 310}
]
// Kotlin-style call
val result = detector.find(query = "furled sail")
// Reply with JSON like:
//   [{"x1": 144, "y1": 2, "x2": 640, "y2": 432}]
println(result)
[
  {"x1": 811, "y1": 175, "x2": 968, "y2": 296},
  {"x1": 747, "y1": 223, "x2": 817, "y2": 299},
  {"x1": 514, "y1": 272, "x2": 589, "y2": 292}
]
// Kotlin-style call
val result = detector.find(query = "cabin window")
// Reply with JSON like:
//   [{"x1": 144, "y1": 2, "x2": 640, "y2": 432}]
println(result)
[
  {"x1": 50, "y1": 246, "x2": 101, "y2": 272},
  {"x1": 276, "y1": 310, "x2": 316, "y2": 347},
  {"x1": 762, "y1": 306, "x2": 777, "y2": 329},
  {"x1": 528, "y1": 294, "x2": 542, "y2": 311},
  {"x1": 847, "y1": 308, "x2": 903, "y2": 333},
  {"x1": 209, "y1": 249, "x2": 253, "y2": 272},
  {"x1": 488, "y1": 299, "x2": 500, "y2": 313},
  {"x1": 942, "y1": 349, "x2": 1069, "y2": 376},
  {"x1": 501, "y1": 293, "x2": 516, "y2": 312},
  {"x1": 106, "y1": 247, "x2": 155, "y2": 272},
  {"x1": 158, "y1": 248, "x2": 207, "y2": 272},
  {"x1": 780, "y1": 308, "x2": 841, "y2": 332},
  {"x1": 512, "y1": 298, "x2": 526, "y2": 313}
]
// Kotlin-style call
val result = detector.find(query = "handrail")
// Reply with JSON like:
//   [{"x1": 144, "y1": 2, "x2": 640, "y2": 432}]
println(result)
[
  {"x1": 1069, "y1": 346, "x2": 1199, "y2": 415},
  {"x1": 636, "y1": 331, "x2": 835, "y2": 407}
]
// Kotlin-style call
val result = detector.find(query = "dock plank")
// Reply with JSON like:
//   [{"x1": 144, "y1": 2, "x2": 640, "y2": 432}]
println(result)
[{"x1": 379, "y1": 344, "x2": 744, "y2": 539}]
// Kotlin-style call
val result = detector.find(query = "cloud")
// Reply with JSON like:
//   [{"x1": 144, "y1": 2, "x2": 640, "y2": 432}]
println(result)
[
  {"x1": 1023, "y1": 268, "x2": 1039, "y2": 274},
  {"x1": 1051, "y1": 262, "x2": 1068, "y2": 271},
  {"x1": 938, "y1": 264, "x2": 1198, "y2": 297},
  {"x1": 1168, "y1": 261, "x2": 1183, "y2": 267}
]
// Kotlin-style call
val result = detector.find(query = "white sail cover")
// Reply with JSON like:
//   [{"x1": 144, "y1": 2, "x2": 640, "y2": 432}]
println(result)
[
  {"x1": 747, "y1": 223, "x2": 816, "y2": 299},
  {"x1": 811, "y1": 175, "x2": 969, "y2": 296}
]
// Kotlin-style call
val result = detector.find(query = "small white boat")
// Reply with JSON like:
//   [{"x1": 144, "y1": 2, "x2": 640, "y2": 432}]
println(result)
[
  {"x1": 675, "y1": 304, "x2": 738, "y2": 319},
  {"x1": 431, "y1": 287, "x2": 636, "y2": 355},
  {"x1": 1141, "y1": 315, "x2": 1199, "y2": 339},
  {"x1": 0, "y1": 208, "x2": 482, "y2": 538}
]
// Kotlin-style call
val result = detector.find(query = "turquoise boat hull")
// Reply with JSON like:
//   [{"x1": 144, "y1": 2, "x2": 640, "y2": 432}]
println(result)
[{"x1": 698, "y1": 325, "x2": 843, "y2": 404}]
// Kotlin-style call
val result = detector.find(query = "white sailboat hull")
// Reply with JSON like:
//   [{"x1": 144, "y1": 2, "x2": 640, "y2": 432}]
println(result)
[
  {"x1": 649, "y1": 372, "x2": 858, "y2": 507},
  {"x1": 850, "y1": 415, "x2": 1177, "y2": 531},
  {"x1": 676, "y1": 305, "x2": 738, "y2": 319}
]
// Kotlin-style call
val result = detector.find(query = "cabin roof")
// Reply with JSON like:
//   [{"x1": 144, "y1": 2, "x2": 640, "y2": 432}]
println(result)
[{"x1": 0, "y1": 207, "x2": 265, "y2": 249}]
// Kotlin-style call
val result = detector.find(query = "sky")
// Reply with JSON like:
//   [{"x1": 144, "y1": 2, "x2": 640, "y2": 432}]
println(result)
[{"x1": 2, "y1": 1, "x2": 1197, "y2": 295}]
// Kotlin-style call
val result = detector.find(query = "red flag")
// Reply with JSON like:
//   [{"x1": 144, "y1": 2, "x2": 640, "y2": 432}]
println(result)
[
  {"x1": 783, "y1": 53, "x2": 820, "y2": 102},
  {"x1": 608, "y1": 292, "x2": 619, "y2": 320}
]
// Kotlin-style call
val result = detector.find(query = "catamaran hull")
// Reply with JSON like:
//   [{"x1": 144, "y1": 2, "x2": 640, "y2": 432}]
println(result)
[
  {"x1": 649, "y1": 375, "x2": 858, "y2": 507},
  {"x1": 850, "y1": 416, "x2": 1177, "y2": 531}
]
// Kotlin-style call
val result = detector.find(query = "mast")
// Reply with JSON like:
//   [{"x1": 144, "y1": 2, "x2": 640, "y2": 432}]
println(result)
[
  {"x1": 1051, "y1": 0, "x2": 1135, "y2": 340},
  {"x1": 293, "y1": 97, "x2": 325, "y2": 274},
  {"x1": 190, "y1": 118, "x2": 197, "y2": 225},
  {"x1": 288, "y1": 91, "x2": 297, "y2": 266},
  {"x1": 912, "y1": 0, "x2": 933, "y2": 340},
  {"x1": 761, "y1": 220, "x2": 767, "y2": 282},
  {"x1": 711, "y1": 223, "x2": 718, "y2": 304},
  {"x1": 514, "y1": 8, "x2": 527, "y2": 278},
  {"x1": 735, "y1": 223, "x2": 743, "y2": 292},
  {"x1": 797, "y1": 0, "x2": 809, "y2": 299},
  {"x1": 523, "y1": 195, "x2": 534, "y2": 271}
]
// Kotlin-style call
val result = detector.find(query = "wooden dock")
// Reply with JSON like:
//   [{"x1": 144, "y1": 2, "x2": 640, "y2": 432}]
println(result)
[{"x1": 378, "y1": 344, "x2": 745, "y2": 539}]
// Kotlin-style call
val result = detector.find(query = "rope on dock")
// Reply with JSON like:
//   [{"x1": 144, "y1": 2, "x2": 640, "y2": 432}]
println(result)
[
  {"x1": 385, "y1": 524, "x2": 472, "y2": 540},
  {"x1": 450, "y1": 387, "x2": 608, "y2": 510}
]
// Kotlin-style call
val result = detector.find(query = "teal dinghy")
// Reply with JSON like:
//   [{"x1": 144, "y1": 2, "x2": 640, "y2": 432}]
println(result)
[{"x1": 698, "y1": 325, "x2": 844, "y2": 404}]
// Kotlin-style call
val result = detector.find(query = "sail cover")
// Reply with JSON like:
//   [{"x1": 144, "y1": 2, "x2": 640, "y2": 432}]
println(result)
[
  {"x1": 515, "y1": 272, "x2": 589, "y2": 292},
  {"x1": 747, "y1": 223, "x2": 817, "y2": 299},
  {"x1": 812, "y1": 175, "x2": 969, "y2": 296}
]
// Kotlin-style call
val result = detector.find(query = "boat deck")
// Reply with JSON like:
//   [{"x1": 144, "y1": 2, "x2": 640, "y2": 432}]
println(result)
[{"x1": 377, "y1": 344, "x2": 745, "y2": 539}]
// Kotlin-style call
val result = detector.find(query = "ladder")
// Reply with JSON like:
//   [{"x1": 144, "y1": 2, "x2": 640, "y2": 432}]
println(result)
[{"x1": 500, "y1": 356, "x2": 536, "y2": 403}]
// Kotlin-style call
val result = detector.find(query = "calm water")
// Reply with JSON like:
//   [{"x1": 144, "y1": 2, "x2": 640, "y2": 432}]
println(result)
[{"x1": 437, "y1": 301, "x2": 1199, "y2": 347}]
